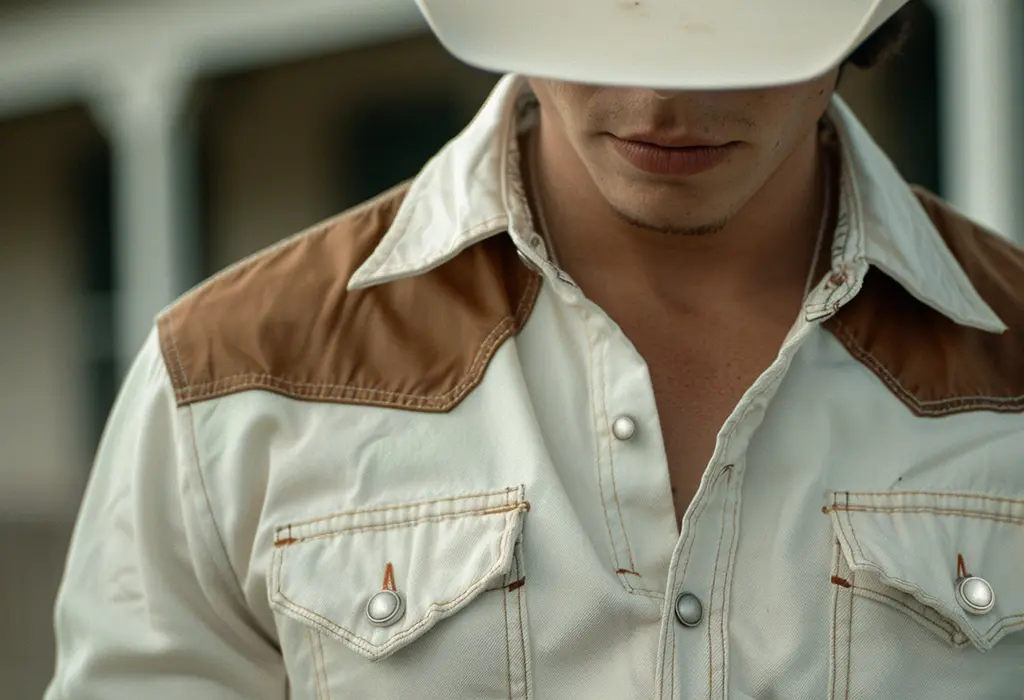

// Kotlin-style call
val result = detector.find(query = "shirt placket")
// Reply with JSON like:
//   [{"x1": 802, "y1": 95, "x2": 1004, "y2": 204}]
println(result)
[
  {"x1": 653, "y1": 303, "x2": 835, "y2": 699},
  {"x1": 584, "y1": 302, "x2": 680, "y2": 598}
]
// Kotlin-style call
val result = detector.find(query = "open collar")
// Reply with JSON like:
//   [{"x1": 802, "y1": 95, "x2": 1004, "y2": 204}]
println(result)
[{"x1": 349, "y1": 75, "x2": 1005, "y2": 333}]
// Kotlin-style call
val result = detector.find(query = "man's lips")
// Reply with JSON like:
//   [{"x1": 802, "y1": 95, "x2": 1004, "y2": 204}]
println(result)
[
  {"x1": 609, "y1": 135, "x2": 739, "y2": 176},
  {"x1": 616, "y1": 132, "x2": 733, "y2": 149}
]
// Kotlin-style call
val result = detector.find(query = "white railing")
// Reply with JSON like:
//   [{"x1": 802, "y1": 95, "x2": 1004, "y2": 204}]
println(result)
[{"x1": 0, "y1": 0, "x2": 425, "y2": 371}]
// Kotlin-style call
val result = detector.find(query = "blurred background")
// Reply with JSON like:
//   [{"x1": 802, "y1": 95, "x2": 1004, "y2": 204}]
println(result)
[{"x1": 1, "y1": 0, "x2": 1022, "y2": 696}]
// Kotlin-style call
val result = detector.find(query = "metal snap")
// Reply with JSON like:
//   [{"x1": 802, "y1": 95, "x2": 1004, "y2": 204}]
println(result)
[
  {"x1": 612, "y1": 415, "x2": 637, "y2": 441},
  {"x1": 366, "y1": 589, "x2": 405, "y2": 627},
  {"x1": 674, "y1": 592, "x2": 703, "y2": 627},
  {"x1": 955, "y1": 576, "x2": 995, "y2": 615}
]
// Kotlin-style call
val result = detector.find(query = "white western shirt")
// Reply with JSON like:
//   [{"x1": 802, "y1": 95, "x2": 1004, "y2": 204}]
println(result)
[{"x1": 46, "y1": 75, "x2": 1024, "y2": 700}]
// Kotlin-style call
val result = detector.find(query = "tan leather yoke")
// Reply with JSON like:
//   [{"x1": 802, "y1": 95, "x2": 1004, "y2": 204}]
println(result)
[
  {"x1": 825, "y1": 188, "x2": 1024, "y2": 416},
  {"x1": 157, "y1": 184, "x2": 542, "y2": 412},
  {"x1": 159, "y1": 183, "x2": 1024, "y2": 418}
]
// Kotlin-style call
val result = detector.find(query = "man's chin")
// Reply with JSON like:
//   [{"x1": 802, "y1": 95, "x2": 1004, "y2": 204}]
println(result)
[{"x1": 608, "y1": 204, "x2": 730, "y2": 237}]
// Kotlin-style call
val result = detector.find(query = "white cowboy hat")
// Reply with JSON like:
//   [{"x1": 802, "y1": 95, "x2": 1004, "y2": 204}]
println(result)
[{"x1": 414, "y1": 0, "x2": 910, "y2": 90}]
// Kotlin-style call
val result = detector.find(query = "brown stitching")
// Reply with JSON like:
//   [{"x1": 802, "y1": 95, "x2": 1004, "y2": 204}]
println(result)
[
  {"x1": 382, "y1": 562, "x2": 397, "y2": 592},
  {"x1": 277, "y1": 487, "x2": 522, "y2": 533},
  {"x1": 842, "y1": 503, "x2": 973, "y2": 630},
  {"x1": 844, "y1": 568, "x2": 853, "y2": 700},
  {"x1": 177, "y1": 271, "x2": 542, "y2": 409},
  {"x1": 838, "y1": 495, "x2": 855, "y2": 700},
  {"x1": 669, "y1": 628, "x2": 675, "y2": 700},
  {"x1": 837, "y1": 493, "x2": 1024, "y2": 615},
  {"x1": 515, "y1": 271, "x2": 543, "y2": 329},
  {"x1": 844, "y1": 493, "x2": 869, "y2": 569},
  {"x1": 157, "y1": 316, "x2": 188, "y2": 394},
  {"x1": 836, "y1": 490, "x2": 1024, "y2": 507},
  {"x1": 830, "y1": 505, "x2": 1024, "y2": 525},
  {"x1": 179, "y1": 375, "x2": 459, "y2": 410},
  {"x1": 830, "y1": 542, "x2": 841, "y2": 700},
  {"x1": 601, "y1": 350, "x2": 636, "y2": 574},
  {"x1": 584, "y1": 311, "x2": 628, "y2": 581},
  {"x1": 827, "y1": 319, "x2": 1024, "y2": 415},
  {"x1": 599, "y1": 330, "x2": 636, "y2": 574},
  {"x1": 706, "y1": 480, "x2": 731, "y2": 699},
  {"x1": 274, "y1": 538, "x2": 298, "y2": 548},
  {"x1": 507, "y1": 540, "x2": 530, "y2": 700},
  {"x1": 866, "y1": 586, "x2": 963, "y2": 638},
  {"x1": 957, "y1": 553, "x2": 968, "y2": 579},
  {"x1": 616, "y1": 569, "x2": 641, "y2": 577},
  {"x1": 850, "y1": 587, "x2": 963, "y2": 645},
  {"x1": 276, "y1": 504, "x2": 527, "y2": 546},
  {"x1": 677, "y1": 467, "x2": 729, "y2": 586},
  {"x1": 831, "y1": 576, "x2": 853, "y2": 588},
  {"x1": 609, "y1": 460, "x2": 636, "y2": 572},
  {"x1": 175, "y1": 321, "x2": 515, "y2": 397},
  {"x1": 721, "y1": 479, "x2": 741, "y2": 700},
  {"x1": 274, "y1": 489, "x2": 520, "y2": 532},
  {"x1": 168, "y1": 319, "x2": 190, "y2": 401},
  {"x1": 271, "y1": 510, "x2": 517, "y2": 656},
  {"x1": 503, "y1": 585, "x2": 513, "y2": 700},
  {"x1": 516, "y1": 567, "x2": 529, "y2": 700},
  {"x1": 854, "y1": 583, "x2": 1024, "y2": 645},
  {"x1": 660, "y1": 465, "x2": 729, "y2": 679},
  {"x1": 831, "y1": 319, "x2": 1024, "y2": 410}
]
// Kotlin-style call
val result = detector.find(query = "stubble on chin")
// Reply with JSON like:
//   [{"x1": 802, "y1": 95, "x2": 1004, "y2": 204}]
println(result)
[{"x1": 608, "y1": 204, "x2": 730, "y2": 237}]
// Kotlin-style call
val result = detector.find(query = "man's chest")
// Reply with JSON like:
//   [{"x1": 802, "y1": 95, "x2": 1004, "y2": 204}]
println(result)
[{"x1": 620, "y1": 315, "x2": 796, "y2": 520}]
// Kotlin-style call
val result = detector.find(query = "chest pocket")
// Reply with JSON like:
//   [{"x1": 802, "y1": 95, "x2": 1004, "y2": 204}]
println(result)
[
  {"x1": 826, "y1": 491, "x2": 1024, "y2": 699},
  {"x1": 269, "y1": 486, "x2": 532, "y2": 700}
]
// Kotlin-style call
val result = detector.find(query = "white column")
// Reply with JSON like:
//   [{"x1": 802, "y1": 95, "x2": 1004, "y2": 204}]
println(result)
[
  {"x1": 92, "y1": 68, "x2": 199, "y2": 376},
  {"x1": 933, "y1": 0, "x2": 1024, "y2": 242}
]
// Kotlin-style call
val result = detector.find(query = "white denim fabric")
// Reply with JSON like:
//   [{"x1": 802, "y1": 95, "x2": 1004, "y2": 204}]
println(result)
[{"x1": 46, "y1": 75, "x2": 1024, "y2": 700}]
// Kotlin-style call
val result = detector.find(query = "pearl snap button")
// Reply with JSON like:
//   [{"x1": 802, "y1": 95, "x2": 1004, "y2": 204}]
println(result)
[
  {"x1": 674, "y1": 592, "x2": 703, "y2": 627},
  {"x1": 955, "y1": 576, "x2": 995, "y2": 615},
  {"x1": 366, "y1": 590, "x2": 405, "y2": 627},
  {"x1": 612, "y1": 416, "x2": 637, "y2": 441}
]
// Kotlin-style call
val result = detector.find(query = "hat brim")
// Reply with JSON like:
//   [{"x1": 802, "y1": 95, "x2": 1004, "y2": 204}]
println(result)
[{"x1": 416, "y1": 0, "x2": 906, "y2": 90}]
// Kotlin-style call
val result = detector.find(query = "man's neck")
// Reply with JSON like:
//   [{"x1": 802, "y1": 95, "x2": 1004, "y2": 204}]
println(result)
[{"x1": 526, "y1": 112, "x2": 832, "y2": 318}]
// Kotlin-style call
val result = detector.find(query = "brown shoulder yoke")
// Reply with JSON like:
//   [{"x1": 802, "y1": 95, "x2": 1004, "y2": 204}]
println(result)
[
  {"x1": 157, "y1": 184, "x2": 542, "y2": 412},
  {"x1": 160, "y1": 184, "x2": 1024, "y2": 418},
  {"x1": 825, "y1": 188, "x2": 1024, "y2": 416}
]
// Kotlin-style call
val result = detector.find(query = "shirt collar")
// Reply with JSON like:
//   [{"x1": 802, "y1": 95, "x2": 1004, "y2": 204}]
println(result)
[
  {"x1": 348, "y1": 75, "x2": 1006, "y2": 334},
  {"x1": 822, "y1": 97, "x2": 1006, "y2": 332},
  {"x1": 347, "y1": 74, "x2": 527, "y2": 291}
]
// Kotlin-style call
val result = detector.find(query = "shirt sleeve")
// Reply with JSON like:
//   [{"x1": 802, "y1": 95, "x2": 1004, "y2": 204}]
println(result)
[{"x1": 44, "y1": 329, "x2": 285, "y2": 700}]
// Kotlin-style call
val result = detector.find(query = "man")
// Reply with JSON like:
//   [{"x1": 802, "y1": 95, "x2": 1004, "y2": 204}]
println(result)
[{"x1": 47, "y1": 0, "x2": 1024, "y2": 698}]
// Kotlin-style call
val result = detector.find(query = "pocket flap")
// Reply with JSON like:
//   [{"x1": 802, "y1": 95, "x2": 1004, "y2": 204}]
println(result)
[
  {"x1": 270, "y1": 486, "x2": 528, "y2": 661},
  {"x1": 827, "y1": 491, "x2": 1024, "y2": 651}
]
